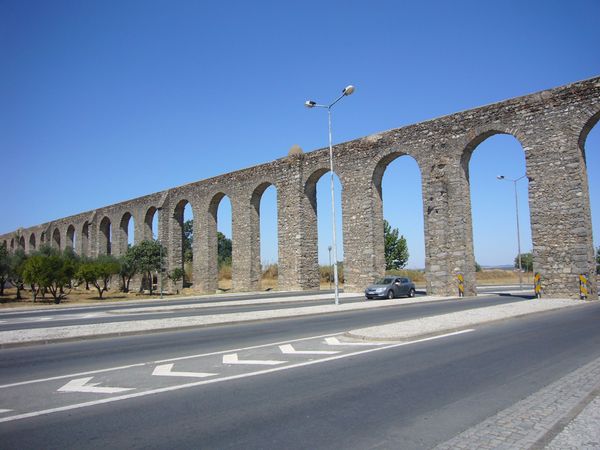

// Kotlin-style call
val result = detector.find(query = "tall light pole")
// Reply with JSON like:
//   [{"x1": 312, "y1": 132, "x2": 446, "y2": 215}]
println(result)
[
  {"x1": 305, "y1": 85, "x2": 355, "y2": 305},
  {"x1": 156, "y1": 207, "x2": 163, "y2": 299},
  {"x1": 328, "y1": 245, "x2": 332, "y2": 290},
  {"x1": 497, "y1": 174, "x2": 527, "y2": 289}
]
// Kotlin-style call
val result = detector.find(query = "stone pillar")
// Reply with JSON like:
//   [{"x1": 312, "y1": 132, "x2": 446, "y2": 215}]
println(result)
[
  {"x1": 231, "y1": 192, "x2": 260, "y2": 292},
  {"x1": 422, "y1": 154, "x2": 477, "y2": 297},
  {"x1": 341, "y1": 169, "x2": 384, "y2": 293},
  {"x1": 196, "y1": 198, "x2": 219, "y2": 293},
  {"x1": 527, "y1": 130, "x2": 597, "y2": 299},
  {"x1": 278, "y1": 155, "x2": 320, "y2": 291}
]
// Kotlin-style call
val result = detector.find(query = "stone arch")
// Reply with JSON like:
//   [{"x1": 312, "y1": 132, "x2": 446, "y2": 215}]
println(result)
[
  {"x1": 66, "y1": 225, "x2": 76, "y2": 251},
  {"x1": 10, "y1": 238, "x2": 14, "y2": 252},
  {"x1": 18, "y1": 235, "x2": 25, "y2": 251},
  {"x1": 81, "y1": 222, "x2": 90, "y2": 256},
  {"x1": 250, "y1": 181, "x2": 279, "y2": 289},
  {"x1": 460, "y1": 128, "x2": 530, "y2": 294},
  {"x1": 52, "y1": 228, "x2": 61, "y2": 250},
  {"x1": 99, "y1": 216, "x2": 112, "y2": 255},
  {"x1": 144, "y1": 206, "x2": 159, "y2": 241},
  {"x1": 460, "y1": 126, "x2": 527, "y2": 178},
  {"x1": 577, "y1": 108, "x2": 600, "y2": 155},
  {"x1": 29, "y1": 233, "x2": 36, "y2": 252},
  {"x1": 302, "y1": 167, "x2": 346, "y2": 291},
  {"x1": 118, "y1": 211, "x2": 134, "y2": 255},
  {"x1": 173, "y1": 198, "x2": 195, "y2": 287},
  {"x1": 372, "y1": 150, "x2": 425, "y2": 271}
]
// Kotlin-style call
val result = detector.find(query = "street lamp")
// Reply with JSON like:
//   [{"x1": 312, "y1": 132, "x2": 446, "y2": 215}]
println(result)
[
  {"x1": 328, "y1": 245, "x2": 332, "y2": 290},
  {"x1": 156, "y1": 207, "x2": 163, "y2": 299},
  {"x1": 497, "y1": 174, "x2": 527, "y2": 289},
  {"x1": 305, "y1": 85, "x2": 355, "y2": 305}
]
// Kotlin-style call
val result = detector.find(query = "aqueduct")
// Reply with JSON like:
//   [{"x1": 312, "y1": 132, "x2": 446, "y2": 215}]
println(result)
[{"x1": 2, "y1": 77, "x2": 599, "y2": 299}]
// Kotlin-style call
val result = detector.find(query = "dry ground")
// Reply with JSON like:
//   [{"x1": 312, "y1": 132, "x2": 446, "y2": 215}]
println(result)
[{"x1": 0, "y1": 269, "x2": 549, "y2": 309}]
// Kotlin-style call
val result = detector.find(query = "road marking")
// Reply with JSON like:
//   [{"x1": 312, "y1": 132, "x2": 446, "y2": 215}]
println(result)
[
  {"x1": 324, "y1": 337, "x2": 389, "y2": 346},
  {"x1": 0, "y1": 409, "x2": 12, "y2": 413},
  {"x1": 279, "y1": 344, "x2": 339, "y2": 355},
  {"x1": 0, "y1": 329, "x2": 474, "y2": 424},
  {"x1": 223, "y1": 353, "x2": 286, "y2": 365},
  {"x1": 57, "y1": 377, "x2": 135, "y2": 394},
  {"x1": 154, "y1": 332, "x2": 341, "y2": 363},
  {"x1": 0, "y1": 333, "x2": 341, "y2": 390},
  {"x1": 0, "y1": 363, "x2": 146, "y2": 389},
  {"x1": 79, "y1": 313, "x2": 102, "y2": 319},
  {"x1": 152, "y1": 364, "x2": 217, "y2": 378}
]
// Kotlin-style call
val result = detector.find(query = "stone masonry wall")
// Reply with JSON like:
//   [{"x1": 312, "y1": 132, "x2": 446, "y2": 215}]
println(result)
[{"x1": 2, "y1": 77, "x2": 599, "y2": 299}]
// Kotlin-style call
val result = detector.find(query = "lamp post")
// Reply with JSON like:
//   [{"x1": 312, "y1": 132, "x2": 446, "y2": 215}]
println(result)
[
  {"x1": 328, "y1": 245, "x2": 332, "y2": 290},
  {"x1": 305, "y1": 85, "x2": 355, "y2": 305},
  {"x1": 156, "y1": 207, "x2": 163, "y2": 299},
  {"x1": 497, "y1": 174, "x2": 527, "y2": 289}
]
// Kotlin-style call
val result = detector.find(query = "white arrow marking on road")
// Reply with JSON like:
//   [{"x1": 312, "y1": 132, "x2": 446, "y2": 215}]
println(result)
[
  {"x1": 279, "y1": 344, "x2": 339, "y2": 355},
  {"x1": 57, "y1": 377, "x2": 134, "y2": 394},
  {"x1": 0, "y1": 409, "x2": 12, "y2": 413},
  {"x1": 152, "y1": 364, "x2": 217, "y2": 378},
  {"x1": 222, "y1": 353, "x2": 286, "y2": 366},
  {"x1": 324, "y1": 337, "x2": 388, "y2": 346}
]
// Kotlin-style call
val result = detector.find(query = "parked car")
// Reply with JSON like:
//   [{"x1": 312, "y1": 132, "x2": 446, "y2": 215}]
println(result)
[{"x1": 365, "y1": 276, "x2": 416, "y2": 299}]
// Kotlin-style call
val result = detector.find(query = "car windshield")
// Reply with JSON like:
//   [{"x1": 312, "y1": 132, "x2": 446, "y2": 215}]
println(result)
[{"x1": 374, "y1": 277, "x2": 394, "y2": 285}]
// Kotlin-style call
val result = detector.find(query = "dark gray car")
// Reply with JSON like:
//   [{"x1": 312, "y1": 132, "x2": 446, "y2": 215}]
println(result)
[{"x1": 365, "y1": 276, "x2": 416, "y2": 299}]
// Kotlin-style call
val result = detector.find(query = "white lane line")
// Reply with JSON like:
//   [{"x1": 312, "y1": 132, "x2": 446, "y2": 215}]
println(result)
[
  {"x1": 0, "y1": 363, "x2": 146, "y2": 390},
  {"x1": 152, "y1": 364, "x2": 217, "y2": 379},
  {"x1": 325, "y1": 337, "x2": 389, "y2": 346},
  {"x1": 0, "y1": 409, "x2": 12, "y2": 413},
  {"x1": 0, "y1": 329, "x2": 474, "y2": 424},
  {"x1": 58, "y1": 377, "x2": 135, "y2": 394},
  {"x1": 279, "y1": 344, "x2": 338, "y2": 355},
  {"x1": 223, "y1": 353, "x2": 286, "y2": 366}
]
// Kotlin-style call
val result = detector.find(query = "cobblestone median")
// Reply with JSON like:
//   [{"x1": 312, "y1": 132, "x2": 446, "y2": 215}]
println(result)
[{"x1": 434, "y1": 356, "x2": 600, "y2": 450}]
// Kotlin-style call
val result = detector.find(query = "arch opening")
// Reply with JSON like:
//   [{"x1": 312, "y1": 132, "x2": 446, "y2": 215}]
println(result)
[
  {"x1": 174, "y1": 200, "x2": 195, "y2": 288},
  {"x1": 252, "y1": 183, "x2": 278, "y2": 290},
  {"x1": 210, "y1": 194, "x2": 232, "y2": 291},
  {"x1": 375, "y1": 152, "x2": 425, "y2": 281},
  {"x1": 119, "y1": 212, "x2": 135, "y2": 253},
  {"x1": 306, "y1": 169, "x2": 344, "y2": 291},
  {"x1": 466, "y1": 133, "x2": 533, "y2": 287},
  {"x1": 81, "y1": 222, "x2": 89, "y2": 257},
  {"x1": 66, "y1": 225, "x2": 76, "y2": 252},
  {"x1": 52, "y1": 228, "x2": 61, "y2": 250},
  {"x1": 29, "y1": 233, "x2": 36, "y2": 252},
  {"x1": 99, "y1": 217, "x2": 112, "y2": 255},
  {"x1": 580, "y1": 112, "x2": 600, "y2": 279}
]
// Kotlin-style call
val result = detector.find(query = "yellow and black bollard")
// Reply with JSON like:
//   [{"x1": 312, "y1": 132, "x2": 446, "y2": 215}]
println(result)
[
  {"x1": 457, "y1": 273, "x2": 465, "y2": 298},
  {"x1": 579, "y1": 274, "x2": 589, "y2": 300},
  {"x1": 534, "y1": 272, "x2": 542, "y2": 299}
]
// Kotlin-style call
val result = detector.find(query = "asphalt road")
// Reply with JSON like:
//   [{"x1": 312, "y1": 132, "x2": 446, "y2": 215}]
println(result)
[
  {"x1": 0, "y1": 286, "x2": 532, "y2": 331},
  {"x1": 1, "y1": 295, "x2": 599, "y2": 449}
]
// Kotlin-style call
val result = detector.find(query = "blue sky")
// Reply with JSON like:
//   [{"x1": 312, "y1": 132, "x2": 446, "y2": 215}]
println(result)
[{"x1": 1, "y1": 0, "x2": 599, "y2": 268}]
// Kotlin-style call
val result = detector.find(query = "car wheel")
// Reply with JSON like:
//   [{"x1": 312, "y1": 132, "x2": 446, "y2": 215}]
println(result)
[
  {"x1": 387, "y1": 290, "x2": 395, "y2": 299},
  {"x1": 365, "y1": 296, "x2": 372, "y2": 300},
  {"x1": 408, "y1": 288, "x2": 415, "y2": 298}
]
